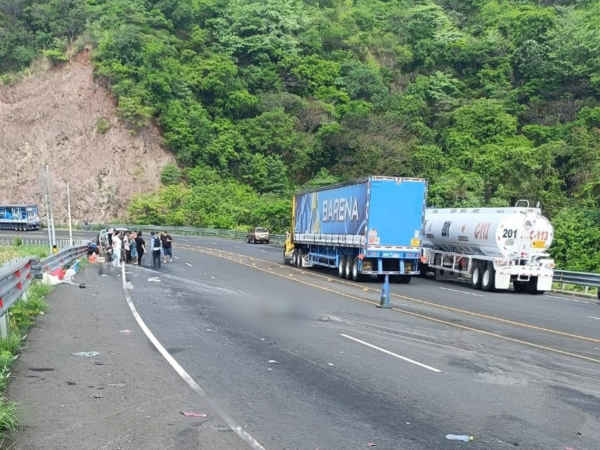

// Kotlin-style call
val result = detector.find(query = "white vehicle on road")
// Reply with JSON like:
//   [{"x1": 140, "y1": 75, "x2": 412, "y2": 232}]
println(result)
[{"x1": 419, "y1": 200, "x2": 555, "y2": 294}]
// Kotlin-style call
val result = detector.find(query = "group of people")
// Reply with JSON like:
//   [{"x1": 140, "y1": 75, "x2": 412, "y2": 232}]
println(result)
[{"x1": 109, "y1": 229, "x2": 173, "y2": 269}]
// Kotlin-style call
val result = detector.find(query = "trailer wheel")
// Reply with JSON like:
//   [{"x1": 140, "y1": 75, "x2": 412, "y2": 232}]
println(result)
[
  {"x1": 344, "y1": 256, "x2": 353, "y2": 280},
  {"x1": 351, "y1": 257, "x2": 362, "y2": 282},
  {"x1": 295, "y1": 250, "x2": 303, "y2": 268},
  {"x1": 471, "y1": 264, "x2": 483, "y2": 290},
  {"x1": 283, "y1": 248, "x2": 289, "y2": 265},
  {"x1": 513, "y1": 281, "x2": 528, "y2": 293},
  {"x1": 481, "y1": 264, "x2": 496, "y2": 292},
  {"x1": 338, "y1": 256, "x2": 346, "y2": 278},
  {"x1": 527, "y1": 277, "x2": 545, "y2": 295},
  {"x1": 395, "y1": 275, "x2": 411, "y2": 284}
]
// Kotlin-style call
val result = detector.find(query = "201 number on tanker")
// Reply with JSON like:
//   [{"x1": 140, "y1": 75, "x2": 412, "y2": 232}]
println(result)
[{"x1": 503, "y1": 229, "x2": 518, "y2": 239}]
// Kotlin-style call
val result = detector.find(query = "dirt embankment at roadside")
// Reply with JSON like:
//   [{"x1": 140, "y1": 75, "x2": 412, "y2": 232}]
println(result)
[{"x1": 0, "y1": 50, "x2": 175, "y2": 224}]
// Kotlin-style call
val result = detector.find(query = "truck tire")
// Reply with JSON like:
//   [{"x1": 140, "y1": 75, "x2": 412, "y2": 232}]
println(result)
[
  {"x1": 283, "y1": 248, "x2": 289, "y2": 265},
  {"x1": 295, "y1": 250, "x2": 302, "y2": 268},
  {"x1": 527, "y1": 277, "x2": 545, "y2": 295},
  {"x1": 344, "y1": 256, "x2": 353, "y2": 280},
  {"x1": 481, "y1": 263, "x2": 496, "y2": 292},
  {"x1": 394, "y1": 275, "x2": 411, "y2": 284},
  {"x1": 351, "y1": 257, "x2": 362, "y2": 282},
  {"x1": 513, "y1": 281, "x2": 528, "y2": 293},
  {"x1": 338, "y1": 256, "x2": 346, "y2": 278},
  {"x1": 471, "y1": 264, "x2": 482, "y2": 290},
  {"x1": 419, "y1": 265, "x2": 428, "y2": 277}
]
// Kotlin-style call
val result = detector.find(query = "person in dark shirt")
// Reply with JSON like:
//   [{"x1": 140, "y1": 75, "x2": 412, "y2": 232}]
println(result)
[
  {"x1": 135, "y1": 232, "x2": 146, "y2": 267},
  {"x1": 161, "y1": 231, "x2": 173, "y2": 263}
]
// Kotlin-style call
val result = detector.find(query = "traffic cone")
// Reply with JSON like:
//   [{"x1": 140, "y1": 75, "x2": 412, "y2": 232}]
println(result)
[{"x1": 377, "y1": 275, "x2": 391, "y2": 309}]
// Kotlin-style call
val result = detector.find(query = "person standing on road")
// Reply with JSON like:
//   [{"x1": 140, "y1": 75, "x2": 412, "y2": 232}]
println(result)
[
  {"x1": 112, "y1": 231, "x2": 122, "y2": 268},
  {"x1": 123, "y1": 232, "x2": 131, "y2": 264},
  {"x1": 135, "y1": 232, "x2": 146, "y2": 266},
  {"x1": 161, "y1": 231, "x2": 173, "y2": 263},
  {"x1": 130, "y1": 231, "x2": 138, "y2": 263},
  {"x1": 150, "y1": 231, "x2": 162, "y2": 268}
]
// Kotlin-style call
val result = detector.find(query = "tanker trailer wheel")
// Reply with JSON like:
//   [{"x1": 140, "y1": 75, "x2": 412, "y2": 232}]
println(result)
[
  {"x1": 338, "y1": 256, "x2": 346, "y2": 278},
  {"x1": 481, "y1": 263, "x2": 496, "y2": 292},
  {"x1": 513, "y1": 281, "x2": 528, "y2": 293},
  {"x1": 471, "y1": 263, "x2": 483, "y2": 290},
  {"x1": 527, "y1": 277, "x2": 545, "y2": 295},
  {"x1": 351, "y1": 257, "x2": 362, "y2": 282},
  {"x1": 344, "y1": 256, "x2": 354, "y2": 280}
]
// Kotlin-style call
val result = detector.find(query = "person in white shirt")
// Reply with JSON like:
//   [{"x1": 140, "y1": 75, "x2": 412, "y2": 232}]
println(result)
[{"x1": 112, "y1": 232, "x2": 122, "y2": 268}]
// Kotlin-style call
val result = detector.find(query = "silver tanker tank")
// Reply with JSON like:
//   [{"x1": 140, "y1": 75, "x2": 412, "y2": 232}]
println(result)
[{"x1": 422, "y1": 206, "x2": 554, "y2": 260}]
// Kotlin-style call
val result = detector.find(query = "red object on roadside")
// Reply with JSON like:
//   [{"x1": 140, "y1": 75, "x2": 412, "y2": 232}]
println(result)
[{"x1": 50, "y1": 268, "x2": 65, "y2": 280}]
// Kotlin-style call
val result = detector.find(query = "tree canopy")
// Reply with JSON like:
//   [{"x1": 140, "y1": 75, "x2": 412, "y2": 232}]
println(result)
[{"x1": 2, "y1": 0, "x2": 600, "y2": 271}]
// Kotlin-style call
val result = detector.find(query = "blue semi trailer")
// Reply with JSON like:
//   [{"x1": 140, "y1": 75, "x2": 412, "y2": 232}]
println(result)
[
  {"x1": 283, "y1": 176, "x2": 428, "y2": 283},
  {"x1": 0, "y1": 205, "x2": 41, "y2": 231}
]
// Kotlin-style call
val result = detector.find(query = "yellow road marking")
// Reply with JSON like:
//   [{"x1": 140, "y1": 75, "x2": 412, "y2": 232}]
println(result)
[{"x1": 177, "y1": 244, "x2": 600, "y2": 363}]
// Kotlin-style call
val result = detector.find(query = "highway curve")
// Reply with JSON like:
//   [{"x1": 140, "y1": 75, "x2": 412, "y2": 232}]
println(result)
[{"x1": 122, "y1": 238, "x2": 599, "y2": 450}]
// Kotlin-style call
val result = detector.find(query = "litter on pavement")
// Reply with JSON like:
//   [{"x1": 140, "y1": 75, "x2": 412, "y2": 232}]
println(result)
[
  {"x1": 71, "y1": 351, "x2": 101, "y2": 358},
  {"x1": 119, "y1": 330, "x2": 134, "y2": 334},
  {"x1": 181, "y1": 412, "x2": 208, "y2": 418},
  {"x1": 445, "y1": 434, "x2": 474, "y2": 442},
  {"x1": 268, "y1": 360, "x2": 279, "y2": 364},
  {"x1": 148, "y1": 277, "x2": 161, "y2": 282}
]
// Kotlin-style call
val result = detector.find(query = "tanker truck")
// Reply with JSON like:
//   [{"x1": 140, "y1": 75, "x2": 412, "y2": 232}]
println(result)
[
  {"x1": 283, "y1": 176, "x2": 428, "y2": 283},
  {"x1": 419, "y1": 201, "x2": 555, "y2": 294}
]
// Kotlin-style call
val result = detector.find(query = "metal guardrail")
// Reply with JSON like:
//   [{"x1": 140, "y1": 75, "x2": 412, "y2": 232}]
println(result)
[
  {"x1": 0, "y1": 257, "x2": 33, "y2": 326},
  {"x1": 553, "y1": 270, "x2": 600, "y2": 299},
  {"x1": 0, "y1": 242, "x2": 90, "y2": 337},
  {"x1": 37, "y1": 244, "x2": 90, "y2": 275},
  {"x1": 0, "y1": 238, "x2": 87, "y2": 247}
]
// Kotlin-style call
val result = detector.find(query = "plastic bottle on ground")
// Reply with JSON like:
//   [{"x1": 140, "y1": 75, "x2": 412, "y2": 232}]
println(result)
[{"x1": 445, "y1": 434, "x2": 474, "y2": 442}]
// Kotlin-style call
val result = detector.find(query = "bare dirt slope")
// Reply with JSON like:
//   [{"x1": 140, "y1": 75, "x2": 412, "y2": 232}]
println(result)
[{"x1": 0, "y1": 50, "x2": 175, "y2": 224}]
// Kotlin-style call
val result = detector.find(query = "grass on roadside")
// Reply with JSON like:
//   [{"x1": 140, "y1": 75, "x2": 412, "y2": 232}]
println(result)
[
  {"x1": 0, "y1": 244, "x2": 49, "y2": 265},
  {"x1": 0, "y1": 280, "x2": 53, "y2": 437}
]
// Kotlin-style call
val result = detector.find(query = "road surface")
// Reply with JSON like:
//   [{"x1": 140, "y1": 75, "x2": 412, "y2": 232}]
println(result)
[{"x1": 4, "y1": 229, "x2": 600, "y2": 449}]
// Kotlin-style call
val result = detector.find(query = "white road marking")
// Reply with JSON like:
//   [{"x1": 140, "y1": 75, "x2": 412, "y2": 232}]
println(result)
[
  {"x1": 174, "y1": 256, "x2": 180, "y2": 260},
  {"x1": 439, "y1": 287, "x2": 483, "y2": 298},
  {"x1": 545, "y1": 295, "x2": 594, "y2": 305},
  {"x1": 186, "y1": 263, "x2": 193, "y2": 267},
  {"x1": 259, "y1": 250, "x2": 267, "y2": 253},
  {"x1": 209, "y1": 242, "x2": 218, "y2": 245},
  {"x1": 121, "y1": 264, "x2": 266, "y2": 450},
  {"x1": 588, "y1": 316, "x2": 600, "y2": 321},
  {"x1": 234, "y1": 245, "x2": 241, "y2": 248},
  {"x1": 340, "y1": 334, "x2": 442, "y2": 373}
]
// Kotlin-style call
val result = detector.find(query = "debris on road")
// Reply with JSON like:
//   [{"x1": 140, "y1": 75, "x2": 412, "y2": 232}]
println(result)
[
  {"x1": 71, "y1": 351, "x2": 101, "y2": 358},
  {"x1": 328, "y1": 363, "x2": 334, "y2": 366},
  {"x1": 148, "y1": 277, "x2": 161, "y2": 282},
  {"x1": 445, "y1": 434, "x2": 474, "y2": 442},
  {"x1": 119, "y1": 330, "x2": 134, "y2": 334},
  {"x1": 89, "y1": 394, "x2": 104, "y2": 399},
  {"x1": 268, "y1": 360, "x2": 279, "y2": 364},
  {"x1": 79, "y1": 283, "x2": 86, "y2": 288},
  {"x1": 367, "y1": 443, "x2": 377, "y2": 447},
  {"x1": 181, "y1": 411, "x2": 208, "y2": 418},
  {"x1": 108, "y1": 383, "x2": 126, "y2": 387}
]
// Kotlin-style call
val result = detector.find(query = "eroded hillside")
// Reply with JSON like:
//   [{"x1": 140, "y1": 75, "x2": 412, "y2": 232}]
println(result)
[{"x1": 0, "y1": 51, "x2": 174, "y2": 224}]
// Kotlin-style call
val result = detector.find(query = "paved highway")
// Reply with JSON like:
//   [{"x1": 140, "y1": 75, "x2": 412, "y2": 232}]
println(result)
[{"x1": 4, "y1": 229, "x2": 600, "y2": 448}]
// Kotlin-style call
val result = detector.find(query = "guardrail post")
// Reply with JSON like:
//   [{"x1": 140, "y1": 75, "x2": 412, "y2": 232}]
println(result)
[{"x1": 0, "y1": 313, "x2": 7, "y2": 339}]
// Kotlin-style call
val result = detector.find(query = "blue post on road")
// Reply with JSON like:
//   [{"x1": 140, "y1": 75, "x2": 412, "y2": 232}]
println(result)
[{"x1": 377, "y1": 274, "x2": 391, "y2": 309}]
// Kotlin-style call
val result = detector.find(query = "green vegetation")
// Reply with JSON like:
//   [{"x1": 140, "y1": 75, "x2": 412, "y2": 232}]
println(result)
[
  {"x1": 0, "y1": 280, "x2": 52, "y2": 438},
  {"x1": 0, "y1": 245, "x2": 49, "y2": 264},
  {"x1": 2, "y1": 0, "x2": 600, "y2": 270}
]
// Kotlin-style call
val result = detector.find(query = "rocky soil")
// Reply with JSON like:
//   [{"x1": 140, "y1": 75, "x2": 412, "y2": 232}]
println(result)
[{"x1": 0, "y1": 50, "x2": 175, "y2": 225}]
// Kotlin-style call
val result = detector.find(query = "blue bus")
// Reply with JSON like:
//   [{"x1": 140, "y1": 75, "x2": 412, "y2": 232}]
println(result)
[{"x1": 0, "y1": 205, "x2": 40, "y2": 231}]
